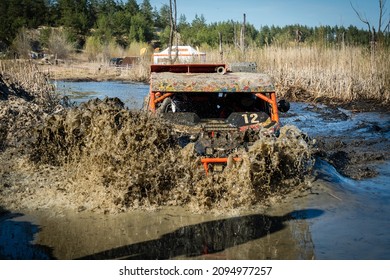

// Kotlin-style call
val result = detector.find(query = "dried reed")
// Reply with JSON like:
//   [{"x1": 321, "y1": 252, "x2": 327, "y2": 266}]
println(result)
[
  {"x1": 206, "y1": 45, "x2": 390, "y2": 104},
  {"x1": 5, "y1": 44, "x2": 388, "y2": 106}
]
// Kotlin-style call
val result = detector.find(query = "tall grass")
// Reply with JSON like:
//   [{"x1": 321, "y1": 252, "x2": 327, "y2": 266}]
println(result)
[
  {"x1": 6, "y1": 43, "x2": 387, "y2": 105},
  {"x1": 205, "y1": 45, "x2": 390, "y2": 104}
]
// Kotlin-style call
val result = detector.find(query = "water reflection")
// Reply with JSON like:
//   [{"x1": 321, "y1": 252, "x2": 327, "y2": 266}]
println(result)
[
  {"x1": 0, "y1": 208, "x2": 54, "y2": 260},
  {"x1": 78, "y1": 209, "x2": 323, "y2": 260}
]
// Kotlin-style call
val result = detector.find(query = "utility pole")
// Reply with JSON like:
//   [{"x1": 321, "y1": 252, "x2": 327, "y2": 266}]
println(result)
[
  {"x1": 219, "y1": 32, "x2": 223, "y2": 61},
  {"x1": 240, "y1": 13, "x2": 246, "y2": 56},
  {"x1": 168, "y1": 0, "x2": 178, "y2": 64}
]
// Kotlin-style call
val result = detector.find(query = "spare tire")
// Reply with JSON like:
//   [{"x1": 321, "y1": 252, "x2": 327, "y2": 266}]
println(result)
[{"x1": 216, "y1": 66, "x2": 226, "y2": 74}]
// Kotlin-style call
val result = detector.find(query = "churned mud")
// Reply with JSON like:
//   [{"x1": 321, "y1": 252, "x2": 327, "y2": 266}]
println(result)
[
  {"x1": 1, "y1": 93, "x2": 313, "y2": 213},
  {"x1": 315, "y1": 137, "x2": 390, "y2": 179},
  {"x1": 281, "y1": 88, "x2": 390, "y2": 180},
  {"x1": 316, "y1": 105, "x2": 390, "y2": 179},
  {"x1": 281, "y1": 102, "x2": 390, "y2": 180}
]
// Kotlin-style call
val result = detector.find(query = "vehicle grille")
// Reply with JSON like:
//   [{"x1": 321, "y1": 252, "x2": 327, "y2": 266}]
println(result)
[{"x1": 202, "y1": 122, "x2": 238, "y2": 132}]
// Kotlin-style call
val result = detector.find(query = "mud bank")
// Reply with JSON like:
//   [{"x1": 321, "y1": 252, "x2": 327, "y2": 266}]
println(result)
[
  {"x1": 315, "y1": 137, "x2": 390, "y2": 179},
  {"x1": 314, "y1": 110, "x2": 390, "y2": 180},
  {"x1": 281, "y1": 102, "x2": 390, "y2": 180},
  {"x1": 281, "y1": 86, "x2": 390, "y2": 113}
]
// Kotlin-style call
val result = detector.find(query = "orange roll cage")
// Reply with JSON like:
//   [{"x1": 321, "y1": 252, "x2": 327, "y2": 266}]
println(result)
[{"x1": 201, "y1": 157, "x2": 242, "y2": 175}]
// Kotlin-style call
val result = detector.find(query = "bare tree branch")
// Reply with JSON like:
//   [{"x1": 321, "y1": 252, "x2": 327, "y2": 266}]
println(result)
[
  {"x1": 380, "y1": 0, "x2": 390, "y2": 32},
  {"x1": 385, "y1": 18, "x2": 390, "y2": 32},
  {"x1": 378, "y1": 0, "x2": 386, "y2": 33},
  {"x1": 350, "y1": 1, "x2": 371, "y2": 32},
  {"x1": 351, "y1": 0, "x2": 390, "y2": 36}
]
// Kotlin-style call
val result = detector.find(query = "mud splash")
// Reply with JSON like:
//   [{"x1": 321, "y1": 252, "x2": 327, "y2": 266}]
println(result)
[
  {"x1": 0, "y1": 63, "x2": 63, "y2": 150},
  {"x1": 1, "y1": 96, "x2": 314, "y2": 213}
]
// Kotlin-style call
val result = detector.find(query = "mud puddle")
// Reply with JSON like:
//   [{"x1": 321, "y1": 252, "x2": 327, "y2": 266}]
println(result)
[
  {"x1": 307, "y1": 160, "x2": 390, "y2": 259},
  {"x1": 1, "y1": 159, "x2": 389, "y2": 259},
  {"x1": 0, "y1": 206, "x2": 321, "y2": 260}
]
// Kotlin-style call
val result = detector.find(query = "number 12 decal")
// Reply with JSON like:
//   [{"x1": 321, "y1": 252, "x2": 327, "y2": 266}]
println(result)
[{"x1": 242, "y1": 113, "x2": 260, "y2": 124}]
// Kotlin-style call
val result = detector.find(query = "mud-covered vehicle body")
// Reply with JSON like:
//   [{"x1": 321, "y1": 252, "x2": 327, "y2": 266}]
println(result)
[{"x1": 144, "y1": 63, "x2": 289, "y2": 174}]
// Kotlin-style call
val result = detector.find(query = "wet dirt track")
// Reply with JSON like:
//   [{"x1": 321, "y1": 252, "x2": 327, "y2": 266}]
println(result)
[{"x1": 1, "y1": 81, "x2": 390, "y2": 260}]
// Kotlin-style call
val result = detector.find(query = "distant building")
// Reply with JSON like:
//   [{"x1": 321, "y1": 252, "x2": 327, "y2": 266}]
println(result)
[{"x1": 152, "y1": 46, "x2": 206, "y2": 64}]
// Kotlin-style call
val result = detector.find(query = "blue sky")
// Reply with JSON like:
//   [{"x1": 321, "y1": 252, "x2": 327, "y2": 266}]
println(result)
[{"x1": 148, "y1": 0, "x2": 380, "y2": 30}]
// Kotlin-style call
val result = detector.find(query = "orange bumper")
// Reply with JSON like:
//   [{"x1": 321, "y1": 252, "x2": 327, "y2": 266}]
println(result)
[{"x1": 201, "y1": 157, "x2": 242, "y2": 175}]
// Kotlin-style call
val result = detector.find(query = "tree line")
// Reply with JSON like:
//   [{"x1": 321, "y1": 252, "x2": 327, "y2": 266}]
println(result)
[{"x1": 0, "y1": 0, "x2": 389, "y2": 57}]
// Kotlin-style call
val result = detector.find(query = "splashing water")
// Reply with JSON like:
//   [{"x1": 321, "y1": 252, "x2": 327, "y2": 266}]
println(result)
[{"x1": 13, "y1": 98, "x2": 314, "y2": 213}]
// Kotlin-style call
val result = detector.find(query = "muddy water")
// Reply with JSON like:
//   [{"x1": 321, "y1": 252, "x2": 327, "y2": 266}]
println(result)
[
  {"x1": 308, "y1": 160, "x2": 390, "y2": 259},
  {"x1": 2, "y1": 164, "x2": 389, "y2": 260},
  {"x1": 1, "y1": 206, "x2": 321, "y2": 260},
  {"x1": 1, "y1": 82, "x2": 390, "y2": 260}
]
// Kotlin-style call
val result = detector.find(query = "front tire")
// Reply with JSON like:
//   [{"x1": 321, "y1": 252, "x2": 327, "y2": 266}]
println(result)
[{"x1": 157, "y1": 97, "x2": 173, "y2": 114}]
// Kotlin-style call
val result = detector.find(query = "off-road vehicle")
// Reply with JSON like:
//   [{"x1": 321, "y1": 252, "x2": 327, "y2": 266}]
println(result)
[{"x1": 144, "y1": 63, "x2": 290, "y2": 174}]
